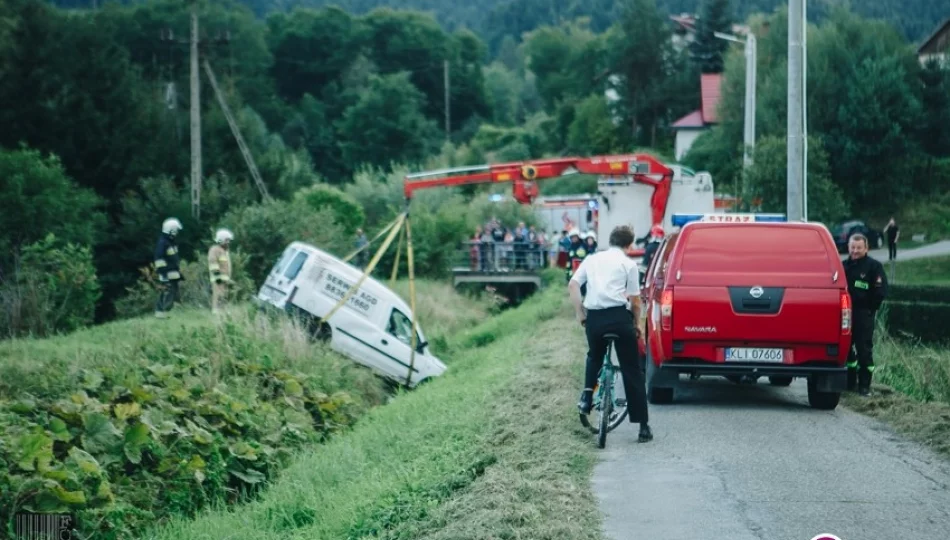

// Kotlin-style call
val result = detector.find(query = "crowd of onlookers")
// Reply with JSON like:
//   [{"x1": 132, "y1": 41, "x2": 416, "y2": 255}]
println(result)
[{"x1": 466, "y1": 218, "x2": 599, "y2": 272}]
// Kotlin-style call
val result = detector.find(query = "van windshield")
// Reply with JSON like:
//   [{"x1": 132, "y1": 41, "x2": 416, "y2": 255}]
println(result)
[
  {"x1": 283, "y1": 252, "x2": 308, "y2": 280},
  {"x1": 680, "y1": 227, "x2": 831, "y2": 275},
  {"x1": 270, "y1": 248, "x2": 297, "y2": 276}
]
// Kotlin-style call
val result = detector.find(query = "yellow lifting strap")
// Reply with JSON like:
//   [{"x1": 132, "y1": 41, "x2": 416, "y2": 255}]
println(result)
[
  {"x1": 390, "y1": 225, "x2": 405, "y2": 287},
  {"x1": 318, "y1": 212, "x2": 407, "y2": 327},
  {"x1": 342, "y1": 216, "x2": 401, "y2": 263},
  {"x1": 404, "y1": 214, "x2": 418, "y2": 387}
]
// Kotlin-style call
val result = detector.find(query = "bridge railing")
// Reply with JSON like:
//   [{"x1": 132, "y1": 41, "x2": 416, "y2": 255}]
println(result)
[{"x1": 454, "y1": 240, "x2": 555, "y2": 273}]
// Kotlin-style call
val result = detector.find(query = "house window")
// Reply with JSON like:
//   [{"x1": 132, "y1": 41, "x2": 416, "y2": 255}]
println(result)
[{"x1": 387, "y1": 309, "x2": 420, "y2": 347}]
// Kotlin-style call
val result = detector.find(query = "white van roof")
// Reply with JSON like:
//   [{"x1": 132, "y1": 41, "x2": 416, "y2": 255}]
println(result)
[{"x1": 287, "y1": 241, "x2": 414, "y2": 316}]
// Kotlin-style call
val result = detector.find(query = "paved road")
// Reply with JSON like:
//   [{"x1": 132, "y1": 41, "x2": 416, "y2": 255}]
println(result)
[
  {"x1": 840, "y1": 240, "x2": 950, "y2": 262},
  {"x1": 592, "y1": 377, "x2": 950, "y2": 540}
]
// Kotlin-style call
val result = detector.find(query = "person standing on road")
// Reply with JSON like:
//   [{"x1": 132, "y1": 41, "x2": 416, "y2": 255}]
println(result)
[
  {"x1": 844, "y1": 233, "x2": 889, "y2": 396},
  {"x1": 569, "y1": 225, "x2": 652, "y2": 443},
  {"x1": 884, "y1": 217, "x2": 900, "y2": 261}
]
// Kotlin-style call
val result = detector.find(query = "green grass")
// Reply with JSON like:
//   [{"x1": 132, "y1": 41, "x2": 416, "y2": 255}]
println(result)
[
  {"x1": 0, "y1": 278, "x2": 497, "y2": 539},
  {"x1": 890, "y1": 254, "x2": 950, "y2": 285},
  {"x1": 139, "y1": 282, "x2": 606, "y2": 540}
]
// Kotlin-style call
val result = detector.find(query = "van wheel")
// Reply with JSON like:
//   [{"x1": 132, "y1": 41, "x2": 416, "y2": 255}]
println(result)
[
  {"x1": 305, "y1": 317, "x2": 331, "y2": 342},
  {"x1": 807, "y1": 378, "x2": 840, "y2": 410},
  {"x1": 768, "y1": 376, "x2": 794, "y2": 386}
]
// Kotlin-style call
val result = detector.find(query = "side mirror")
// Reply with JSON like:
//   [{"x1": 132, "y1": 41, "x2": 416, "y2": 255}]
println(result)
[{"x1": 416, "y1": 341, "x2": 428, "y2": 353}]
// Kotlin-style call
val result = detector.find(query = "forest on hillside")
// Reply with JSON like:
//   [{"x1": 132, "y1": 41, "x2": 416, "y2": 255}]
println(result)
[
  {"x1": 3, "y1": 0, "x2": 950, "y2": 338},
  {"x1": 49, "y1": 0, "x2": 950, "y2": 55}
]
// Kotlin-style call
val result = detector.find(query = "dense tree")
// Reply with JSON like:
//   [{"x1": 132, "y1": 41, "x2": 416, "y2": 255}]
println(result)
[{"x1": 689, "y1": 0, "x2": 734, "y2": 73}]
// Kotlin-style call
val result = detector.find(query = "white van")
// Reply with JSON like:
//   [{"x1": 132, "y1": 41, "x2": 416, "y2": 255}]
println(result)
[{"x1": 256, "y1": 241, "x2": 447, "y2": 388}]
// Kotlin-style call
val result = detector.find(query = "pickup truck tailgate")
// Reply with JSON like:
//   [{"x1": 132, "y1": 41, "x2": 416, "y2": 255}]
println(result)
[{"x1": 671, "y1": 285, "x2": 841, "y2": 344}]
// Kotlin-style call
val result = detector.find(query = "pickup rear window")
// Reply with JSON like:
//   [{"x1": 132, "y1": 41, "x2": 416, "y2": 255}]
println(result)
[{"x1": 679, "y1": 226, "x2": 831, "y2": 274}]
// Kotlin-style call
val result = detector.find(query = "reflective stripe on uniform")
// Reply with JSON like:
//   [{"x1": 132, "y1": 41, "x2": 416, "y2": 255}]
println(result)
[
  {"x1": 218, "y1": 256, "x2": 229, "y2": 262},
  {"x1": 155, "y1": 259, "x2": 167, "y2": 268},
  {"x1": 846, "y1": 361, "x2": 858, "y2": 368},
  {"x1": 167, "y1": 271, "x2": 181, "y2": 280},
  {"x1": 166, "y1": 247, "x2": 177, "y2": 256},
  {"x1": 209, "y1": 263, "x2": 221, "y2": 271},
  {"x1": 867, "y1": 365, "x2": 876, "y2": 372}
]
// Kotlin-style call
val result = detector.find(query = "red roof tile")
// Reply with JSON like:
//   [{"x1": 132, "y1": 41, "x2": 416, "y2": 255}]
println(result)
[
  {"x1": 701, "y1": 73, "x2": 723, "y2": 123},
  {"x1": 671, "y1": 109, "x2": 705, "y2": 129}
]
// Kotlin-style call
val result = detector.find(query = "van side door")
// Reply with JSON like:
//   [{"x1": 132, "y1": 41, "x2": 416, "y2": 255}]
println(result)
[{"x1": 381, "y1": 307, "x2": 427, "y2": 385}]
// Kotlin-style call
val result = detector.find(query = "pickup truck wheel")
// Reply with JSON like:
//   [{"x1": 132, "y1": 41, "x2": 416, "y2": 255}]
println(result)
[
  {"x1": 807, "y1": 378, "x2": 840, "y2": 410},
  {"x1": 648, "y1": 386, "x2": 673, "y2": 404},
  {"x1": 768, "y1": 376, "x2": 793, "y2": 386}
]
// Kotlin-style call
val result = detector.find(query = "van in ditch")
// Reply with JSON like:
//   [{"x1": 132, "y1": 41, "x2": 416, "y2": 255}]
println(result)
[{"x1": 256, "y1": 241, "x2": 447, "y2": 388}]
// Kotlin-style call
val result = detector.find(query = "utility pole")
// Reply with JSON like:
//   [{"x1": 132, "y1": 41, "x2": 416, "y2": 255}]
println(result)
[
  {"x1": 204, "y1": 59, "x2": 271, "y2": 202},
  {"x1": 444, "y1": 59, "x2": 450, "y2": 141},
  {"x1": 714, "y1": 31, "x2": 757, "y2": 210},
  {"x1": 802, "y1": 0, "x2": 809, "y2": 221},
  {"x1": 787, "y1": 0, "x2": 805, "y2": 222},
  {"x1": 189, "y1": 0, "x2": 201, "y2": 221}
]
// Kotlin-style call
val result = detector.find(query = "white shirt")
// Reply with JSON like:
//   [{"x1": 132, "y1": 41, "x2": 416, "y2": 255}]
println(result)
[{"x1": 570, "y1": 247, "x2": 640, "y2": 310}]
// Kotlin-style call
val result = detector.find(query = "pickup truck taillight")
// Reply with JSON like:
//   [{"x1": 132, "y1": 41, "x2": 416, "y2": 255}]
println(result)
[
  {"x1": 660, "y1": 289, "x2": 673, "y2": 331},
  {"x1": 840, "y1": 291, "x2": 852, "y2": 335}
]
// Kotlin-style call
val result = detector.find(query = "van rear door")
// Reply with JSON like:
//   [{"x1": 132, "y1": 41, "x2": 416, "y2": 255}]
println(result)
[
  {"x1": 670, "y1": 225, "x2": 843, "y2": 344},
  {"x1": 259, "y1": 246, "x2": 310, "y2": 309}
]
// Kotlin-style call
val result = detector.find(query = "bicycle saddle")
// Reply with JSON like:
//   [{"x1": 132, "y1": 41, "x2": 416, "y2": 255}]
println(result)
[{"x1": 603, "y1": 333, "x2": 620, "y2": 341}]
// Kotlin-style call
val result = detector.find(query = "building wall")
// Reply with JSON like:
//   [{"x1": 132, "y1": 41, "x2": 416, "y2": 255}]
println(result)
[{"x1": 675, "y1": 129, "x2": 704, "y2": 161}]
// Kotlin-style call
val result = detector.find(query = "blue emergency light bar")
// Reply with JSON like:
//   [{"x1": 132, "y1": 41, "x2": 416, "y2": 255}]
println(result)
[{"x1": 670, "y1": 213, "x2": 787, "y2": 228}]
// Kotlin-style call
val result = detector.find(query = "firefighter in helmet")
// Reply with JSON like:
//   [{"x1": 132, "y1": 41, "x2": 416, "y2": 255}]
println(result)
[
  {"x1": 642, "y1": 224, "x2": 665, "y2": 271},
  {"x1": 565, "y1": 228, "x2": 588, "y2": 282},
  {"x1": 154, "y1": 218, "x2": 183, "y2": 318},
  {"x1": 208, "y1": 228, "x2": 234, "y2": 315}
]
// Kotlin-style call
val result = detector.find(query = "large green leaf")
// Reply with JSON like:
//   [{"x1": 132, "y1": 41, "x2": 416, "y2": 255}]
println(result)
[
  {"x1": 81, "y1": 413, "x2": 123, "y2": 455},
  {"x1": 17, "y1": 432, "x2": 54, "y2": 472},
  {"x1": 68, "y1": 447, "x2": 102, "y2": 475}
]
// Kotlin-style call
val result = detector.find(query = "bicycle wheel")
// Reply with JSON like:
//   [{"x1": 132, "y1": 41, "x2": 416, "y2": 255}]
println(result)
[{"x1": 597, "y1": 373, "x2": 611, "y2": 448}]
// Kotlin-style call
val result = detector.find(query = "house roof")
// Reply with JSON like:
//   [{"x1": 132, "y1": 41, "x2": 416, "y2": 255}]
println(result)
[
  {"x1": 701, "y1": 73, "x2": 723, "y2": 123},
  {"x1": 671, "y1": 109, "x2": 705, "y2": 129},
  {"x1": 671, "y1": 72, "x2": 724, "y2": 130},
  {"x1": 918, "y1": 18, "x2": 950, "y2": 54}
]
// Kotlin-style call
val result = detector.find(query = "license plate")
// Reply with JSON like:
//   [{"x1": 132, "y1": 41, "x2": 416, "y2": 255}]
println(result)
[{"x1": 724, "y1": 347, "x2": 785, "y2": 362}]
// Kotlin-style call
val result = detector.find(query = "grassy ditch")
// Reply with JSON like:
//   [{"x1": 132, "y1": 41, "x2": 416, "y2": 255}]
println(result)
[
  {"x1": 141, "y1": 280, "x2": 607, "y2": 540},
  {"x1": 890, "y1": 254, "x2": 950, "y2": 285},
  {"x1": 843, "y1": 330, "x2": 950, "y2": 458},
  {"x1": 0, "y1": 279, "x2": 493, "y2": 539}
]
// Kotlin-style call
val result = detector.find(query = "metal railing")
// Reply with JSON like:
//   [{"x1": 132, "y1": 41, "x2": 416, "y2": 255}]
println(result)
[{"x1": 454, "y1": 240, "x2": 556, "y2": 273}]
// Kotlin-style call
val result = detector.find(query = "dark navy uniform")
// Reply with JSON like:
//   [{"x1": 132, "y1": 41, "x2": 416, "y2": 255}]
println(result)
[
  {"x1": 843, "y1": 254, "x2": 888, "y2": 394},
  {"x1": 154, "y1": 233, "x2": 183, "y2": 316}
]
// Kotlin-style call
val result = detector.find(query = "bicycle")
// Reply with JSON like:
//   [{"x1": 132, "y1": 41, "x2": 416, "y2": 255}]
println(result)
[{"x1": 578, "y1": 333, "x2": 629, "y2": 448}]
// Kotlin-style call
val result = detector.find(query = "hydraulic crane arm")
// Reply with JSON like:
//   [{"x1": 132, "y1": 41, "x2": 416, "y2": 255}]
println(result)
[{"x1": 403, "y1": 153, "x2": 675, "y2": 227}]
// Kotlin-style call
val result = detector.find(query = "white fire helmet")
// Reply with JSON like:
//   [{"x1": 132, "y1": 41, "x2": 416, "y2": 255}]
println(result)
[
  {"x1": 215, "y1": 228, "x2": 234, "y2": 244},
  {"x1": 568, "y1": 228, "x2": 581, "y2": 239},
  {"x1": 162, "y1": 218, "x2": 183, "y2": 236}
]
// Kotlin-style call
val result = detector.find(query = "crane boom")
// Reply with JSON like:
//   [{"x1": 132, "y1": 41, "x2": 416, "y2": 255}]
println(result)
[{"x1": 404, "y1": 153, "x2": 675, "y2": 228}]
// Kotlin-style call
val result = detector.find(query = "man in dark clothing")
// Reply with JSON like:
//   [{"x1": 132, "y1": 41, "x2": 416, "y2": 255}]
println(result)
[
  {"x1": 884, "y1": 217, "x2": 900, "y2": 261},
  {"x1": 154, "y1": 217, "x2": 184, "y2": 319},
  {"x1": 565, "y1": 228, "x2": 588, "y2": 283},
  {"x1": 641, "y1": 224, "x2": 665, "y2": 276},
  {"x1": 843, "y1": 233, "x2": 888, "y2": 396}
]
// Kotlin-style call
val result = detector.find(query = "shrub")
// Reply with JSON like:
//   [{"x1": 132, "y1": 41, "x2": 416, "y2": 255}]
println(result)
[
  {"x1": 113, "y1": 252, "x2": 257, "y2": 319},
  {"x1": 0, "y1": 234, "x2": 101, "y2": 338},
  {"x1": 0, "y1": 309, "x2": 386, "y2": 538},
  {"x1": 294, "y1": 184, "x2": 366, "y2": 235},
  {"x1": 883, "y1": 299, "x2": 950, "y2": 346},
  {"x1": 887, "y1": 284, "x2": 950, "y2": 304}
]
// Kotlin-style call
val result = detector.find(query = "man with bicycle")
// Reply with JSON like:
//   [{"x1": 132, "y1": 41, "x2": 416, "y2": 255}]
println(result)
[{"x1": 569, "y1": 225, "x2": 653, "y2": 443}]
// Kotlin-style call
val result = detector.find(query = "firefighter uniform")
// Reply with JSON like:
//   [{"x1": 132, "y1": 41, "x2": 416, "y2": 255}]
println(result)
[
  {"x1": 843, "y1": 253, "x2": 888, "y2": 395},
  {"x1": 565, "y1": 231, "x2": 588, "y2": 283},
  {"x1": 154, "y1": 226, "x2": 183, "y2": 318},
  {"x1": 208, "y1": 243, "x2": 231, "y2": 314}
]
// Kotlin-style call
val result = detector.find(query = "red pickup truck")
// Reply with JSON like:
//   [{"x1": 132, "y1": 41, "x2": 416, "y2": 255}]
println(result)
[{"x1": 641, "y1": 214, "x2": 852, "y2": 410}]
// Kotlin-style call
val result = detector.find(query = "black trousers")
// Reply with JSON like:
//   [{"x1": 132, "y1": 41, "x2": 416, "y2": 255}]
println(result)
[
  {"x1": 847, "y1": 308, "x2": 875, "y2": 389},
  {"x1": 585, "y1": 306, "x2": 649, "y2": 424},
  {"x1": 156, "y1": 280, "x2": 180, "y2": 313},
  {"x1": 888, "y1": 241, "x2": 897, "y2": 261}
]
